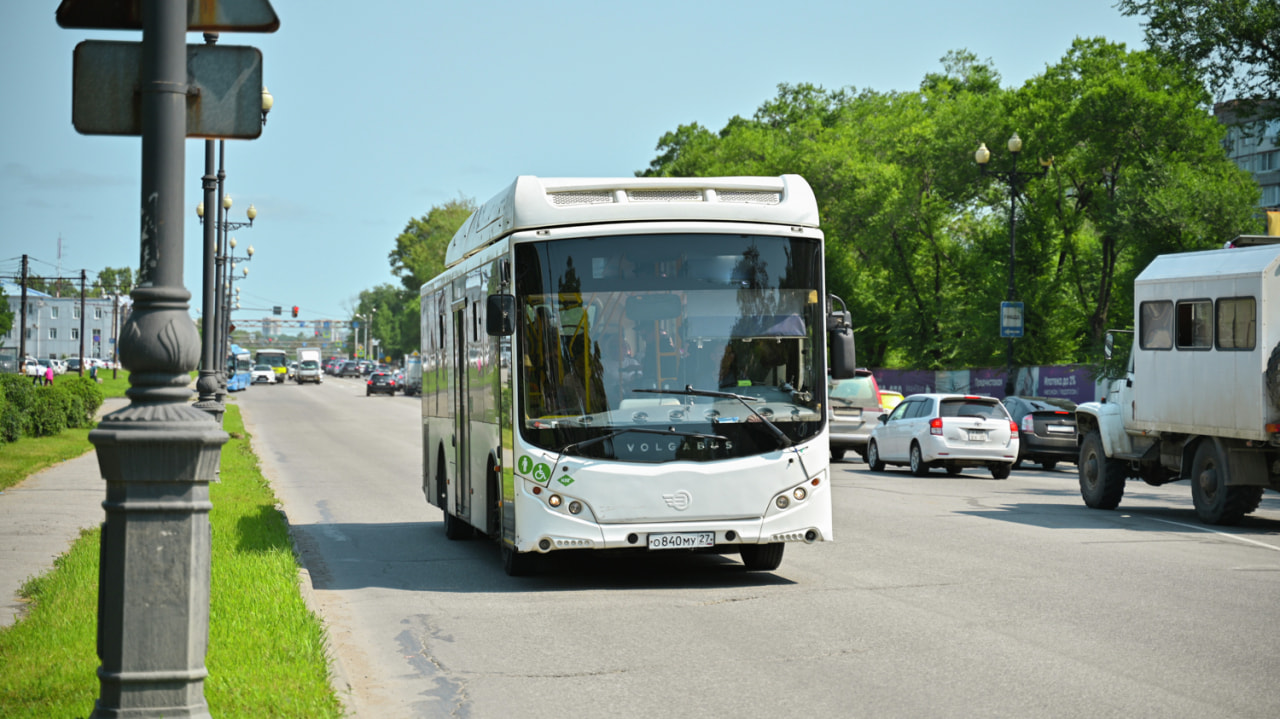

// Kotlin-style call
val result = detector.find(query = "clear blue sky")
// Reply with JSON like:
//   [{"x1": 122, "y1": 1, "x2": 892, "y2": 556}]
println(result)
[{"x1": 0, "y1": 0, "x2": 1148, "y2": 332}]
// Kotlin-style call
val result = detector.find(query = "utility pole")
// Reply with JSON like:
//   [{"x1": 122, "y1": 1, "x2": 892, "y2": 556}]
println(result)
[
  {"x1": 78, "y1": 269, "x2": 86, "y2": 375},
  {"x1": 18, "y1": 255, "x2": 29, "y2": 361}
]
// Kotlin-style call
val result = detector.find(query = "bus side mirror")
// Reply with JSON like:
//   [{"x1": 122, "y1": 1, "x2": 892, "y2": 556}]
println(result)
[
  {"x1": 486, "y1": 294, "x2": 515, "y2": 336},
  {"x1": 828, "y1": 310, "x2": 856, "y2": 380}
]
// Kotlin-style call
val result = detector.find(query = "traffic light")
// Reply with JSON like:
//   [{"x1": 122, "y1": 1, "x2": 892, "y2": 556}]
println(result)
[{"x1": 291, "y1": 306, "x2": 298, "y2": 318}]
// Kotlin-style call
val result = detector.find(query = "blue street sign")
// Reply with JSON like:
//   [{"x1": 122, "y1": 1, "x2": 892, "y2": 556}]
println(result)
[{"x1": 1000, "y1": 301, "x2": 1024, "y2": 338}]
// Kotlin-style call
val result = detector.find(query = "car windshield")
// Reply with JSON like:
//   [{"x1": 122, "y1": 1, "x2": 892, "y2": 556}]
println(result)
[
  {"x1": 939, "y1": 398, "x2": 1006, "y2": 419},
  {"x1": 829, "y1": 375, "x2": 878, "y2": 406},
  {"x1": 514, "y1": 232, "x2": 826, "y2": 462}
]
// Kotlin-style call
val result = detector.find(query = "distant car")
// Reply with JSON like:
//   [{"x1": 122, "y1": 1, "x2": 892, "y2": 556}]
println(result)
[
  {"x1": 251, "y1": 364, "x2": 276, "y2": 384},
  {"x1": 879, "y1": 390, "x2": 905, "y2": 413},
  {"x1": 827, "y1": 370, "x2": 883, "y2": 461},
  {"x1": 867, "y1": 393, "x2": 1019, "y2": 479},
  {"x1": 366, "y1": 370, "x2": 398, "y2": 396},
  {"x1": 339, "y1": 361, "x2": 362, "y2": 378},
  {"x1": 66, "y1": 358, "x2": 82, "y2": 372},
  {"x1": 1001, "y1": 396, "x2": 1078, "y2": 470}
]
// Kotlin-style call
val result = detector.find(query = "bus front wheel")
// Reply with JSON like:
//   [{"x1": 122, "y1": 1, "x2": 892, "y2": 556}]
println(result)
[{"x1": 739, "y1": 543, "x2": 784, "y2": 571}]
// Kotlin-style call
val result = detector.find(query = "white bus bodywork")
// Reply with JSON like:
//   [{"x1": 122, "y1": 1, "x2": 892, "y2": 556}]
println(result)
[{"x1": 420, "y1": 175, "x2": 846, "y2": 574}]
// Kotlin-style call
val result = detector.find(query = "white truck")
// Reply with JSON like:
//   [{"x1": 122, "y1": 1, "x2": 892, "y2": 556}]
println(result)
[
  {"x1": 295, "y1": 347, "x2": 322, "y2": 384},
  {"x1": 1076, "y1": 239, "x2": 1280, "y2": 525}
]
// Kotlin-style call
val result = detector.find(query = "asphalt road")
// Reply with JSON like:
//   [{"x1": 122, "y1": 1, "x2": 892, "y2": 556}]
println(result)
[{"x1": 236, "y1": 377, "x2": 1280, "y2": 719}]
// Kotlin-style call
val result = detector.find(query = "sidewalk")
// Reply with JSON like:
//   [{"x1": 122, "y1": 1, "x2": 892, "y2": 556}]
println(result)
[{"x1": 0, "y1": 397, "x2": 128, "y2": 630}]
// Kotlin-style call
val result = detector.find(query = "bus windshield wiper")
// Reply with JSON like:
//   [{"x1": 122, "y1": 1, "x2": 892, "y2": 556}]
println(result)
[
  {"x1": 634, "y1": 386, "x2": 793, "y2": 448},
  {"x1": 549, "y1": 427, "x2": 729, "y2": 476},
  {"x1": 557, "y1": 426, "x2": 728, "y2": 457}
]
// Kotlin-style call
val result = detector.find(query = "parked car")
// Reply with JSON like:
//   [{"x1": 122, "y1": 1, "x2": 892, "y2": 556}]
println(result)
[
  {"x1": 366, "y1": 370, "x2": 398, "y2": 396},
  {"x1": 1001, "y1": 396, "x2": 1078, "y2": 470},
  {"x1": 867, "y1": 393, "x2": 1019, "y2": 479},
  {"x1": 339, "y1": 361, "x2": 362, "y2": 378},
  {"x1": 66, "y1": 358, "x2": 82, "y2": 372},
  {"x1": 827, "y1": 369, "x2": 883, "y2": 461},
  {"x1": 251, "y1": 364, "x2": 276, "y2": 384},
  {"x1": 879, "y1": 390, "x2": 905, "y2": 413}
]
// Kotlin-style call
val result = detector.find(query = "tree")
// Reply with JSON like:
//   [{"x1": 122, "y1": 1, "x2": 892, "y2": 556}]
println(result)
[
  {"x1": 1012, "y1": 38, "x2": 1260, "y2": 349},
  {"x1": 95, "y1": 267, "x2": 136, "y2": 297},
  {"x1": 388, "y1": 198, "x2": 475, "y2": 293},
  {"x1": 638, "y1": 43, "x2": 1259, "y2": 370},
  {"x1": 1119, "y1": 0, "x2": 1280, "y2": 122},
  {"x1": 0, "y1": 285, "x2": 12, "y2": 338}
]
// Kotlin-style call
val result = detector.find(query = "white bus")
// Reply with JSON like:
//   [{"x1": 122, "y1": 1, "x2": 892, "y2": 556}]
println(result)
[{"x1": 420, "y1": 175, "x2": 856, "y2": 575}]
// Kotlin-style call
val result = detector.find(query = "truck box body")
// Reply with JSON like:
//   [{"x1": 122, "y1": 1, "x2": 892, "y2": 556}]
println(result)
[
  {"x1": 1130, "y1": 244, "x2": 1280, "y2": 441},
  {"x1": 295, "y1": 347, "x2": 322, "y2": 384}
]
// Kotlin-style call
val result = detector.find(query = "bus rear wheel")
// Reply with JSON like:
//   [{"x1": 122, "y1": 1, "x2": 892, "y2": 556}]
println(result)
[{"x1": 739, "y1": 543, "x2": 784, "y2": 571}]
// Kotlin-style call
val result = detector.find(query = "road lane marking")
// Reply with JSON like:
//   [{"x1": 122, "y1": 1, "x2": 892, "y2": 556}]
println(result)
[{"x1": 1145, "y1": 517, "x2": 1280, "y2": 552}]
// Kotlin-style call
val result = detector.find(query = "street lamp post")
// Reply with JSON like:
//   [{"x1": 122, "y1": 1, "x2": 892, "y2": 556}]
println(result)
[
  {"x1": 193, "y1": 42, "x2": 271, "y2": 420},
  {"x1": 975, "y1": 132, "x2": 1050, "y2": 395}
]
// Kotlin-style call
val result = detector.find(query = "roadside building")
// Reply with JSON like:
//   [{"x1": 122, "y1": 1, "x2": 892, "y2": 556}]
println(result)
[
  {"x1": 1215, "y1": 100, "x2": 1280, "y2": 232},
  {"x1": 1, "y1": 279, "x2": 128, "y2": 366}
]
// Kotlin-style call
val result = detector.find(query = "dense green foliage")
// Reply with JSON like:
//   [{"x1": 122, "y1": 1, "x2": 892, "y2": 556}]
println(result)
[
  {"x1": 0, "y1": 374, "x2": 104, "y2": 444},
  {"x1": 0, "y1": 285, "x2": 11, "y2": 337},
  {"x1": 639, "y1": 42, "x2": 1259, "y2": 369},
  {"x1": 1119, "y1": 0, "x2": 1280, "y2": 121}
]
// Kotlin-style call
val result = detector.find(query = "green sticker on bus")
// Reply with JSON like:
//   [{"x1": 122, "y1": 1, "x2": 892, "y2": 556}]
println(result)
[
  {"x1": 517, "y1": 455, "x2": 533, "y2": 474},
  {"x1": 531, "y1": 463, "x2": 551, "y2": 482}
]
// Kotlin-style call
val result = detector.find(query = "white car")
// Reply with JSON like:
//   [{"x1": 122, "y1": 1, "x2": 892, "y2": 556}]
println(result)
[
  {"x1": 866, "y1": 393, "x2": 1019, "y2": 479},
  {"x1": 251, "y1": 364, "x2": 276, "y2": 384}
]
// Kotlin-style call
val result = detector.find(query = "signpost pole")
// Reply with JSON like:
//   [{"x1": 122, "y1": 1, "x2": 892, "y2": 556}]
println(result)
[{"x1": 87, "y1": 2, "x2": 226, "y2": 715}]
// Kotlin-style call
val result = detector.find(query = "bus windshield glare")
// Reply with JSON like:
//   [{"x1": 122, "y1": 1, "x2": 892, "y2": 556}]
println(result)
[{"x1": 514, "y1": 233, "x2": 824, "y2": 462}]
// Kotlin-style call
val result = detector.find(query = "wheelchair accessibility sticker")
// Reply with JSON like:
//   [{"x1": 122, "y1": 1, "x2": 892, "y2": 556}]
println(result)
[{"x1": 518, "y1": 455, "x2": 552, "y2": 483}]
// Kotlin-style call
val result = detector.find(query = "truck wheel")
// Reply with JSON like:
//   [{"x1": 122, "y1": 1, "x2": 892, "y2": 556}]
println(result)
[
  {"x1": 1079, "y1": 432, "x2": 1125, "y2": 509},
  {"x1": 909, "y1": 442, "x2": 929, "y2": 476},
  {"x1": 867, "y1": 441, "x2": 885, "y2": 472},
  {"x1": 740, "y1": 543, "x2": 785, "y2": 571},
  {"x1": 1190, "y1": 441, "x2": 1264, "y2": 526}
]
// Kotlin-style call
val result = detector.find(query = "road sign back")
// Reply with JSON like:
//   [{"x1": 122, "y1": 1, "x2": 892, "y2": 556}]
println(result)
[
  {"x1": 57, "y1": 0, "x2": 280, "y2": 32},
  {"x1": 73, "y1": 41, "x2": 264, "y2": 138}
]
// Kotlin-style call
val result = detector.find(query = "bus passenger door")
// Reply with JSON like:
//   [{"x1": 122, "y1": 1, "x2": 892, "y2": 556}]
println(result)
[{"x1": 452, "y1": 303, "x2": 471, "y2": 523}]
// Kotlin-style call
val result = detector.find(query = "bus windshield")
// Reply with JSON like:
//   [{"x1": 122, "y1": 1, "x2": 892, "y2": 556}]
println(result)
[{"x1": 514, "y1": 233, "x2": 825, "y2": 462}]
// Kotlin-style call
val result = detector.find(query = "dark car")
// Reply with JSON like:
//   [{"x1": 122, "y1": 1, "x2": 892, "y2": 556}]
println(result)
[
  {"x1": 1001, "y1": 396, "x2": 1078, "y2": 470},
  {"x1": 339, "y1": 361, "x2": 362, "y2": 378},
  {"x1": 366, "y1": 370, "x2": 398, "y2": 396}
]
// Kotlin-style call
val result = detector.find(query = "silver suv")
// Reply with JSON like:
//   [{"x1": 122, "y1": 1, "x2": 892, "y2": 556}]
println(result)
[{"x1": 828, "y1": 370, "x2": 883, "y2": 461}]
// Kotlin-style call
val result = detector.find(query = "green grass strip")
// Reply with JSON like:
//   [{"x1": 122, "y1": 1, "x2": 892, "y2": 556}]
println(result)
[
  {"x1": 0, "y1": 404, "x2": 344, "y2": 718},
  {"x1": 0, "y1": 428, "x2": 94, "y2": 493}
]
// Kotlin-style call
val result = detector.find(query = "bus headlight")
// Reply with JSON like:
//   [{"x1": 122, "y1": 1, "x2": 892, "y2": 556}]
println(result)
[
  {"x1": 548, "y1": 494, "x2": 563, "y2": 508},
  {"x1": 793, "y1": 487, "x2": 807, "y2": 501},
  {"x1": 776, "y1": 495, "x2": 790, "y2": 509},
  {"x1": 568, "y1": 501, "x2": 583, "y2": 515}
]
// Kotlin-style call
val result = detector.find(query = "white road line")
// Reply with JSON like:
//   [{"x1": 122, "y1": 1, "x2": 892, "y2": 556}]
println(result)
[{"x1": 1145, "y1": 516, "x2": 1280, "y2": 552}]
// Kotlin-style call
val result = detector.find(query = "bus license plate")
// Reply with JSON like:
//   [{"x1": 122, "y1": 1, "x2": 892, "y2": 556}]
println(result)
[{"x1": 648, "y1": 532, "x2": 715, "y2": 550}]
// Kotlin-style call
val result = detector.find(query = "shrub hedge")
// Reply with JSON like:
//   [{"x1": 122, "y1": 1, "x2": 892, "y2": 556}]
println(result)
[{"x1": 0, "y1": 374, "x2": 104, "y2": 443}]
